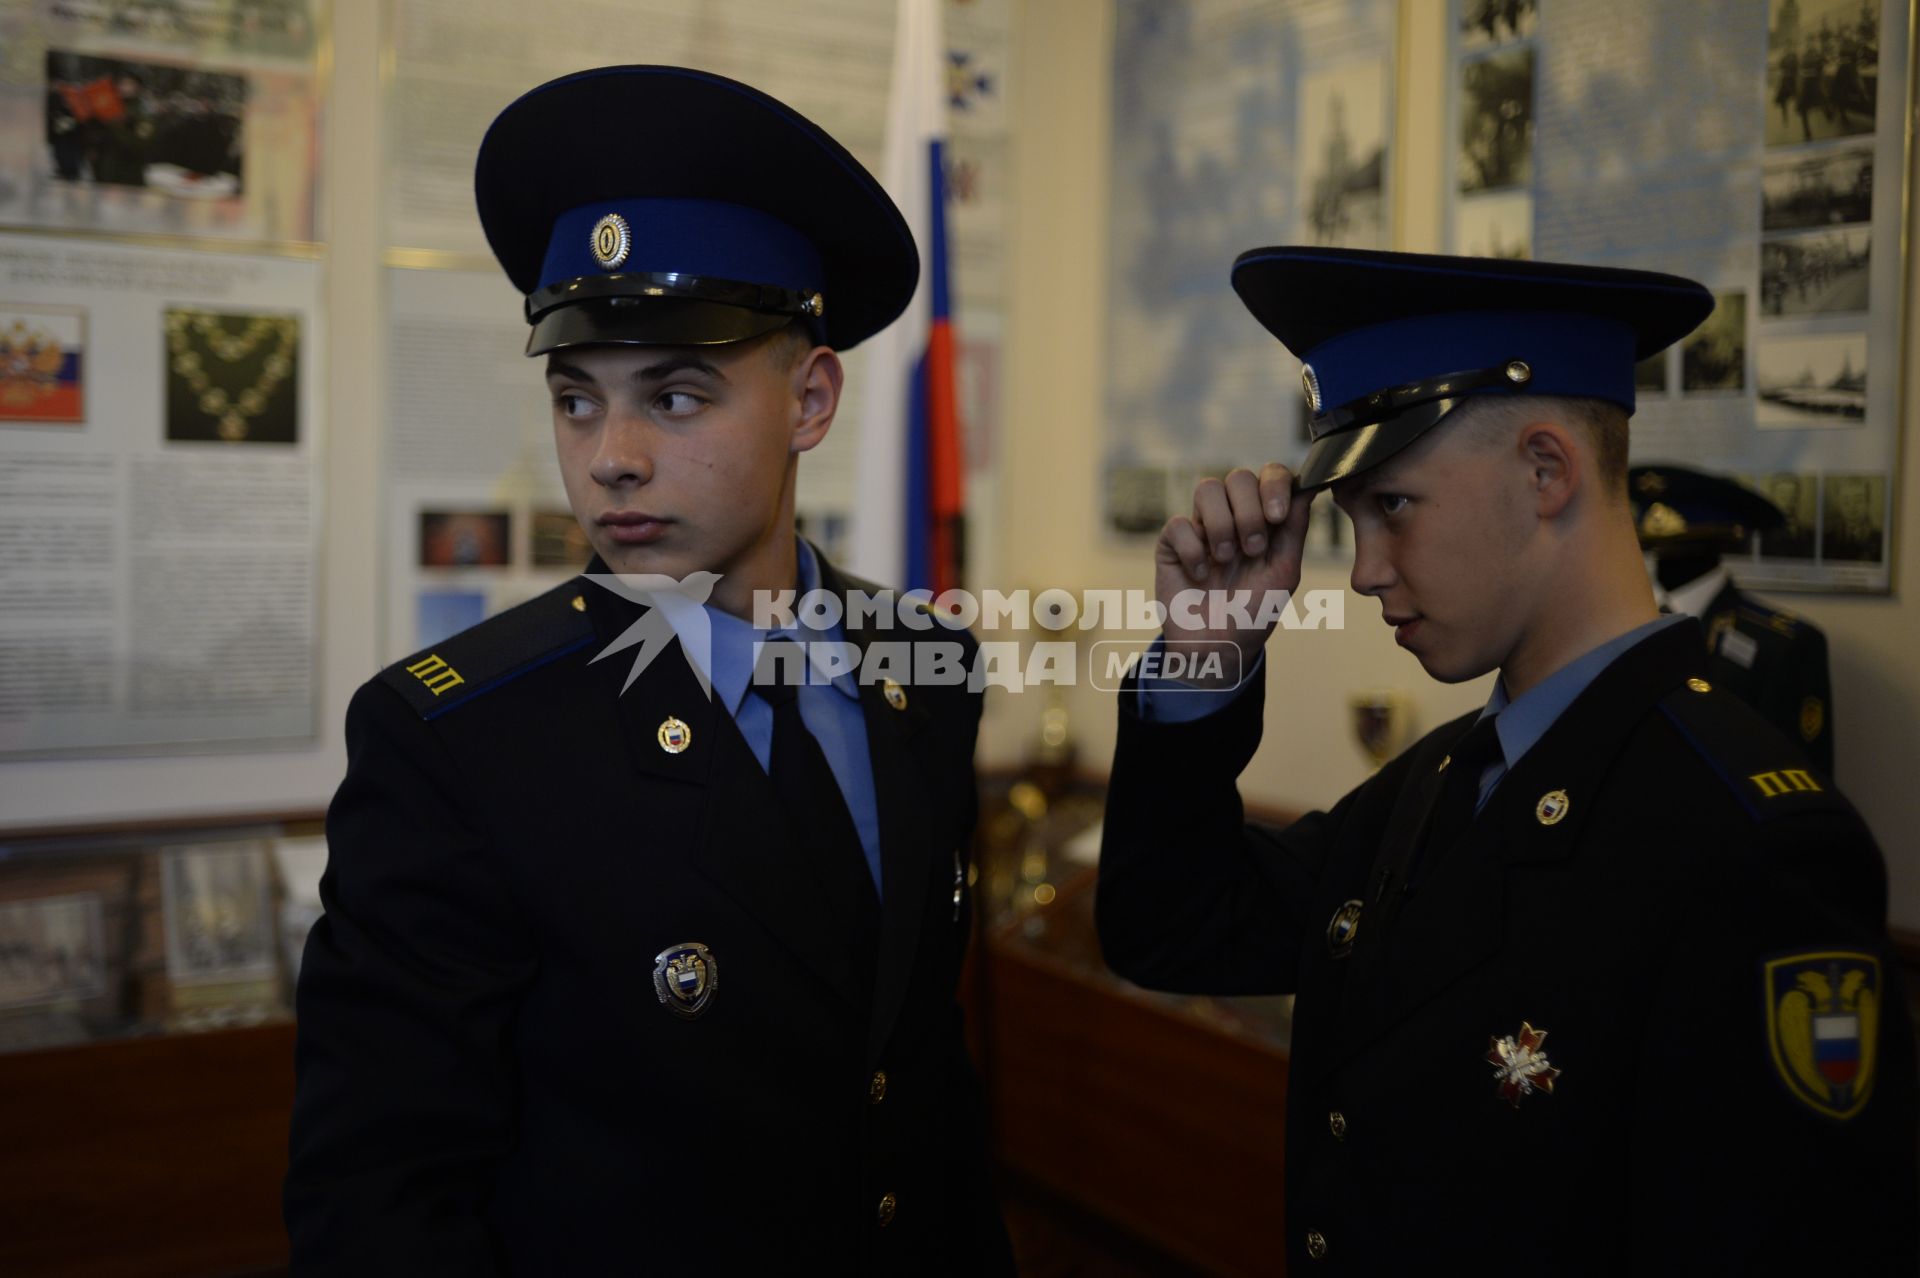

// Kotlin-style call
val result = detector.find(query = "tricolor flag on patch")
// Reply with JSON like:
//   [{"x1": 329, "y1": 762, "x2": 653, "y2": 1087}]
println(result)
[
  {"x1": 1766, "y1": 951, "x2": 1880, "y2": 1120},
  {"x1": 0, "y1": 306, "x2": 85, "y2": 424}
]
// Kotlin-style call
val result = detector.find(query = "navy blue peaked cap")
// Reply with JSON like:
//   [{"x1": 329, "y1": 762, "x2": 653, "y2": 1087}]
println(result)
[
  {"x1": 1230, "y1": 247, "x2": 1715, "y2": 490},
  {"x1": 475, "y1": 66, "x2": 917, "y2": 355},
  {"x1": 1629, "y1": 463, "x2": 1784, "y2": 552}
]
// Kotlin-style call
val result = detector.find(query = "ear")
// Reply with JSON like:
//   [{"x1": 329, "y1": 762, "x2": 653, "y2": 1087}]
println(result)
[
  {"x1": 790, "y1": 346, "x2": 843, "y2": 454},
  {"x1": 1519, "y1": 420, "x2": 1579, "y2": 519}
]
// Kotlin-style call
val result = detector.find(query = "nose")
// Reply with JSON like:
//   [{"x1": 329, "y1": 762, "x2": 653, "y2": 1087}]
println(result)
[
  {"x1": 588, "y1": 409, "x2": 654, "y2": 489},
  {"x1": 1348, "y1": 526, "x2": 1395, "y2": 598}
]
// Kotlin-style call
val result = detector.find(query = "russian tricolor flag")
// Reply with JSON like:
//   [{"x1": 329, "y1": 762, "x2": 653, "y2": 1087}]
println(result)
[{"x1": 850, "y1": 0, "x2": 965, "y2": 597}]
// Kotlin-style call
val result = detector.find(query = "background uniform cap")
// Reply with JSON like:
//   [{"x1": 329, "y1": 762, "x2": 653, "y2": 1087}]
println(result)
[
  {"x1": 1629, "y1": 463, "x2": 1785, "y2": 553},
  {"x1": 1229, "y1": 247, "x2": 1715, "y2": 490},
  {"x1": 475, "y1": 65, "x2": 918, "y2": 355}
]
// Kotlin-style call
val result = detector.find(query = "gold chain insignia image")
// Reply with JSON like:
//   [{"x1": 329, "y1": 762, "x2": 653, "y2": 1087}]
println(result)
[
  {"x1": 164, "y1": 307, "x2": 299, "y2": 442},
  {"x1": 1766, "y1": 951, "x2": 1879, "y2": 1119}
]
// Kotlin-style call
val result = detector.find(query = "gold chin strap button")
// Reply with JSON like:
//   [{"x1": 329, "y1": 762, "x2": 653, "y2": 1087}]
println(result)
[
  {"x1": 876, "y1": 1192, "x2": 897, "y2": 1227},
  {"x1": 1687, "y1": 677, "x2": 1712, "y2": 693}
]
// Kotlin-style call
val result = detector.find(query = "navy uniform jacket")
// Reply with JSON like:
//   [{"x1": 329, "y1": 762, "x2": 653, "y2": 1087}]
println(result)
[
  {"x1": 1098, "y1": 621, "x2": 1914, "y2": 1272},
  {"x1": 1697, "y1": 580, "x2": 1834, "y2": 775},
  {"x1": 286, "y1": 554, "x2": 1013, "y2": 1276}
]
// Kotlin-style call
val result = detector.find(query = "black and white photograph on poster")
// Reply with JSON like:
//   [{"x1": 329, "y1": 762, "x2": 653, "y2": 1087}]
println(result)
[
  {"x1": 1761, "y1": 145, "x2": 1874, "y2": 231},
  {"x1": 1760, "y1": 226, "x2": 1871, "y2": 316},
  {"x1": 1756, "y1": 471, "x2": 1819, "y2": 559},
  {"x1": 1107, "y1": 466, "x2": 1169, "y2": 535},
  {"x1": 1298, "y1": 61, "x2": 1387, "y2": 249},
  {"x1": 44, "y1": 51, "x2": 246, "y2": 198},
  {"x1": 0, "y1": 893, "x2": 107, "y2": 1010},
  {"x1": 1821, "y1": 471, "x2": 1885, "y2": 562},
  {"x1": 1756, "y1": 331, "x2": 1866, "y2": 427},
  {"x1": 1459, "y1": 46, "x2": 1532, "y2": 194},
  {"x1": 1453, "y1": 189, "x2": 1530, "y2": 259},
  {"x1": 163, "y1": 307, "x2": 300, "y2": 444},
  {"x1": 160, "y1": 845, "x2": 276, "y2": 985},
  {"x1": 1681, "y1": 292, "x2": 1746, "y2": 393},
  {"x1": 1765, "y1": 0, "x2": 1880, "y2": 147},
  {"x1": 1635, "y1": 351, "x2": 1670, "y2": 395},
  {"x1": 1459, "y1": 0, "x2": 1537, "y2": 48}
]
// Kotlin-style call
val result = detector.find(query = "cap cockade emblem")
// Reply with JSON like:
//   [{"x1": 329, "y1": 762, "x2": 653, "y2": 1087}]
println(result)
[
  {"x1": 590, "y1": 212, "x2": 632, "y2": 271},
  {"x1": 1301, "y1": 363, "x2": 1323, "y2": 415}
]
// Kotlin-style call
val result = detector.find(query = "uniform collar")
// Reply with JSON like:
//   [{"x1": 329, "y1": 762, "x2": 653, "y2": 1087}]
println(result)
[
  {"x1": 1657, "y1": 565, "x2": 1729, "y2": 619},
  {"x1": 1480, "y1": 614, "x2": 1688, "y2": 771},
  {"x1": 706, "y1": 537, "x2": 861, "y2": 718}
]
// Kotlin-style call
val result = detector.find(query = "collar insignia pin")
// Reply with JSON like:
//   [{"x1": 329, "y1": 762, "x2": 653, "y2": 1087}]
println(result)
[
  {"x1": 883, "y1": 679, "x2": 908, "y2": 711},
  {"x1": 1535, "y1": 789, "x2": 1570, "y2": 825},
  {"x1": 657, "y1": 717, "x2": 692, "y2": 754},
  {"x1": 1488, "y1": 1021, "x2": 1561, "y2": 1107}
]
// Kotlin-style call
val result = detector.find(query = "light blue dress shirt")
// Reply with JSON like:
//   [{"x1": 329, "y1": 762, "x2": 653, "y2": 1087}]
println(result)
[
  {"x1": 703, "y1": 540, "x2": 883, "y2": 894},
  {"x1": 1140, "y1": 615, "x2": 1687, "y2": 813}
]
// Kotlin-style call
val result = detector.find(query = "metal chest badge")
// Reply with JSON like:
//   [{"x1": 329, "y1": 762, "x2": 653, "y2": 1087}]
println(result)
[
  {"x1": 653, "y1": 942, "x2": 719, "y2": 1019},
  {"x1": 1766, "y1": 951, "x2": 1880, "y2": 1119},
  {"x1": 1488, "y1": 1021, "x2": 1561, "y2": 1107},
  {"x1": 1326, "y1": 899, "x2": 1364, "y2": 958}
]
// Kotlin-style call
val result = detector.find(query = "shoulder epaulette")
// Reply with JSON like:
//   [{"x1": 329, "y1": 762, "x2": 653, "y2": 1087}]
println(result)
[
  {"x1": 1657, "y1": 677, "x2": 1840, "y2": 821},
  {"x1": 376, "y1": 580, "x2": 597, "y2": 720},
  {"x1": 1735, "y1": 601, "x2": 1805, "y2": 637}
]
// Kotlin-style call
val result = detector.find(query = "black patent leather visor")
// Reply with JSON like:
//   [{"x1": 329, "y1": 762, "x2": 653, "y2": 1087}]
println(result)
[
  {"x1": 524, "y1": 271, "x2": 822, "y2": 355},
  {"x1": 1296, "y1": 361, "x2": 1528, "y2": 491}
]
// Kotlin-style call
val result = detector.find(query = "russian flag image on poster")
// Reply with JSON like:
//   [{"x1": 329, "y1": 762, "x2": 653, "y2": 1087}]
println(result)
[
  {"x1": 0, "y1": 305, "x2": 86, "y2": 424},
  {"x1": 850, "y1": 0, "x2": 965, "y2": 597}
]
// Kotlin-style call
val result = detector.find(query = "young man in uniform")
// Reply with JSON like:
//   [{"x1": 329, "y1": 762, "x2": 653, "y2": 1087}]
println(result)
[
  {"x1": 286, "y1": 67, "x2": 1013, "y2": 1275},
  {"x1": 1097, "y1": 247, "x2": 1914, "y2": 1270}
]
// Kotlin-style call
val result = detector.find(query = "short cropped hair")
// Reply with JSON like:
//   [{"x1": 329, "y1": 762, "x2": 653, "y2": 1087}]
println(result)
[
  {"x1": 1450, "y1": 394, "x2": 1630, "y2": 496},
  {"x1": 763, "y1": 319, "x2": 818, "y2": 370}
]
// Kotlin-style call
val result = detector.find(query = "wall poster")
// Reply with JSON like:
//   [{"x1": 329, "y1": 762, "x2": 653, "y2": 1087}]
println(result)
[{"x1": 1448, "y1": 0, "x2": 1909, "y2": 592}]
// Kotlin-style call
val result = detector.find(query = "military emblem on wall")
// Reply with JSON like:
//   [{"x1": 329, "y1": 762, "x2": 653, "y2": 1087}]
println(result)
[
  {"x1": 0, "y1": 305, "x2": 86, "y2": 424},
  {"x1": 1766, "y1": 951, "x2": 1880, "y2": 1119}
]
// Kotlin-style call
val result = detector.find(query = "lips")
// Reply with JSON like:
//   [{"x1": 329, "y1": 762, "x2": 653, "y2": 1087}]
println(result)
[
  {"x1": 598, "y1": 511, "x2": 671, "y2": 545},
  {"x1": 1383, "y1": 613, "x2": 1421, "y2": 647}
]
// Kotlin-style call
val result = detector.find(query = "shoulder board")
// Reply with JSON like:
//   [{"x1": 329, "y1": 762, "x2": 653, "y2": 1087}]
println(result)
[
  {"x1": 1657, "y1": 678, "x2": 1842, "y2": 821},
  {"x1": 376, "y1": 580, "x2": 596, "y2": 720},
  {"x1": 1734, "y1": 602, "x2": 1805, "y2": 637}
]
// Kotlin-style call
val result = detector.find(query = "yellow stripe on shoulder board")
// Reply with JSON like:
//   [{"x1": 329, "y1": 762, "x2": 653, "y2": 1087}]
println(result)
[
  {"x1": 1750, "y1": 768, "x2": 1822, "y2": 799},
  {"x1": 406, "y1": 653, "x2": 466, "y2": 696}
]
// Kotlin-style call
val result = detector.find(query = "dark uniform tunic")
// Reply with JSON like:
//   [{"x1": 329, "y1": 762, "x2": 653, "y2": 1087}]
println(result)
[
  {"x1": 286, "y1": 555, "x2": 1013, "y2": 1275},
  {"x1": 1689, "y1": 577, "x2": 1834, "y2": 775},
  {"x1": 1098, "y1": 620, "x2": 1914, "y2": 1271}
]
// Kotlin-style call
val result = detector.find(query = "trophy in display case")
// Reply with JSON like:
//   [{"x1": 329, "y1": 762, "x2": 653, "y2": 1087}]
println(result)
[{"x1": 1348, "y1": 688, "x2": 1410, "y2": 771}]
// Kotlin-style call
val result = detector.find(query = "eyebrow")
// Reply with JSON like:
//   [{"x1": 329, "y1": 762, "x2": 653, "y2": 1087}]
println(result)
[{"x1": 544, "y1": 355, "x2": 730, "y2": 384}]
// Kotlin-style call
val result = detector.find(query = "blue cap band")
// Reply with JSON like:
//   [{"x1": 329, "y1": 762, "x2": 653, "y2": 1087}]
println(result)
[
  {"x1": 1307, "y1": 309, "x2": 1639, "y2": 414},
  {"x1": 539, "y1": 198, "x2": 824, "y2": 294}
]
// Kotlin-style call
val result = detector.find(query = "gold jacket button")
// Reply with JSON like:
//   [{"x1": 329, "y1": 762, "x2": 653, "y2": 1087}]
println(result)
[
  {"x1": 1306, "y1": 1229, "x2": 1328, "y2": 1260},
  {"x1": 869, "y1": 1070, "x2": 888, "y2": 1105},
  {"x1": 1327, "y1": 1110, "x2": 1346, "y2": 1140},
  {"x1": 877, "y1": 1192, "x2": 898, "y2": 1227}
]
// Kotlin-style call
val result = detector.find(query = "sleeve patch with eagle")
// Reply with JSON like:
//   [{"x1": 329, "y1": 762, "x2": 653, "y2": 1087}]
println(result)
[{"x1": 1765, "y1": 951, "x2": 1881, "y2": 1120}]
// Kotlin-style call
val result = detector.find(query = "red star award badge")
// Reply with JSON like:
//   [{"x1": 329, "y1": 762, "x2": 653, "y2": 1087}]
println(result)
[{"x1": 1488, "y1": 1021, "x2": 1561, "y2": 1108}]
